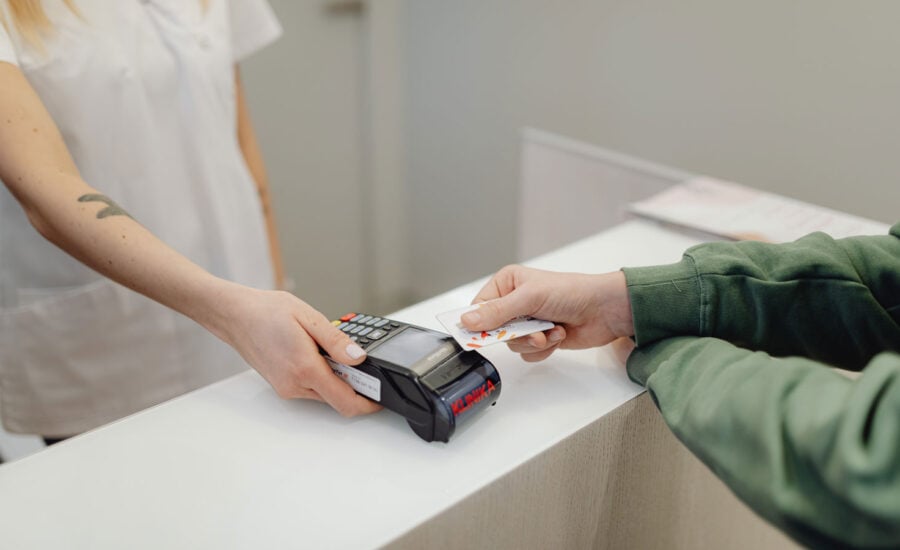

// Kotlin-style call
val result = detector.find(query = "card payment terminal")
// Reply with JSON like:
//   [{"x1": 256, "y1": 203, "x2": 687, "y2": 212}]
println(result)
[{"x1": 324, "y1": 313, "x2": 501, "y2": 442}]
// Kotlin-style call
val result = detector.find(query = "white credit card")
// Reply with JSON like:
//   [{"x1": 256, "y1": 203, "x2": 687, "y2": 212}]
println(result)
[{"x1": 436, "y1": 300, "x2": 554, "y2": 349}]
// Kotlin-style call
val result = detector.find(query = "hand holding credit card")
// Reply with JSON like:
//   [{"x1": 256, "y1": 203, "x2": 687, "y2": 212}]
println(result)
[{"x1": 436, "y1": 300, "x2": 555, "y2": 349}]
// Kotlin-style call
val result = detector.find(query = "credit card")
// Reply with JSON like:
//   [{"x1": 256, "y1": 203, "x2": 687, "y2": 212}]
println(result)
[{"x1": 436, "y1": 300, "x2": 554, "y2": 349}]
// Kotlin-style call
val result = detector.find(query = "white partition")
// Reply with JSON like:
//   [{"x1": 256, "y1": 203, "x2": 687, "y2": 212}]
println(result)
[
  {"x1": 517, "y1": 128, "x2": 691, "y2": 261},
  {"x1": 0, "y1": 422, "x2": 44, "y2": 463}
]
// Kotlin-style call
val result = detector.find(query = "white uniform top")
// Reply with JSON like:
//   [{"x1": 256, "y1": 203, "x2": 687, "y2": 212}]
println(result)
[{"x1": 0, "y1": 0, "x2": 281, "y2": 435}]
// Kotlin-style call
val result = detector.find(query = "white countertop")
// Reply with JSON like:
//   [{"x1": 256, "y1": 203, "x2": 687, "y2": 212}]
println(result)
[{"x1": 0, "y1": 219, "x2": 701, "y2": 549}]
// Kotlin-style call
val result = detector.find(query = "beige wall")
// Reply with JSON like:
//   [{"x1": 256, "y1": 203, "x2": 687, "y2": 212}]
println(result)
[{"x1": 402, "y1": 0, "x2": 900, "y2": 300}]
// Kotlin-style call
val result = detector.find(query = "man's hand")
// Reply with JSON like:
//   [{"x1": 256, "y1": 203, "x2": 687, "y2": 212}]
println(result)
[{"x1": 461, "y1": 265, "x2": 634, "y2": 362}]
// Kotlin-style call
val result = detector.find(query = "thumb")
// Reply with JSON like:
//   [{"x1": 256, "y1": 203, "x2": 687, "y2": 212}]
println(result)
[
  {"x1": 307, "y1": 317, "x2": 367, "y2": 366},
  {"x1": 461, "y1": 292, "x2": 533, "y2": 331}
]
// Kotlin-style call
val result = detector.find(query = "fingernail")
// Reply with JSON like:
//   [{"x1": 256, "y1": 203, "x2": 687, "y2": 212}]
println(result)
[
  {"x1": 462, "y1": 311, "x2": 481, "y2": 324},
  {"x1": 460, "y1": 311, "x2": 481, "y2": 325},
  {"x1": 549, "y1": 331, "x2": 563, "y2": 343},
  {"x1": 346, "y1": 343, "x2": 366, "y2": 359}
]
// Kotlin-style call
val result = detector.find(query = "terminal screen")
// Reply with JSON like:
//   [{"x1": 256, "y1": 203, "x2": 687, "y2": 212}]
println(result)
[{"x1": 369, "y1": 327, "x2": 455, "y2": 372}]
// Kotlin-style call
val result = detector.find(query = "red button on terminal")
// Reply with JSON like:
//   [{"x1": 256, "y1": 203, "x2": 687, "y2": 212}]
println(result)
[{"x1": 339, "y1": 312, "x2": 357, "y2": 322}]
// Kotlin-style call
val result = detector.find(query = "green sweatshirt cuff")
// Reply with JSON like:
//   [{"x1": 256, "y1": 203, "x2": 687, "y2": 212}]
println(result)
[
  {"x1": 622, "y1": 257, "x2": 703, "y2": 347},
  {"x1": 625, "y1": 336, "x2": 698, "y2": 386}
]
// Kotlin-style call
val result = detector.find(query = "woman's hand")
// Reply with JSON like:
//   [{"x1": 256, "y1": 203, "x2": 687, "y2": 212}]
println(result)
[{"x1": 207, "y1": 282, "x2": 381, "y2": 417}]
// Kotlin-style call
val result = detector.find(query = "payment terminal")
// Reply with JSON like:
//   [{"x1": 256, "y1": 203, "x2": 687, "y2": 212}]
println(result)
[{"x1": 324, "y1": 313, "x2": 501, "y2": 442}]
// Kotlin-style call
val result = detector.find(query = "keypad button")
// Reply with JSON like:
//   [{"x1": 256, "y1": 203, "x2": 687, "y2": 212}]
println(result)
[
  {"x1": 358, "y1": 327, "x2": 373, "y2": 336},
  {"x1": 331, "y1": 320, "x2": 341, "y2": 327},
  {"x1": 364, "y1": 317, "x2": 380, "y2": 325},
  {"x1": 357, "y1": 315, "x2": 372, "y2": 324},
  {"x1": 351, "y1": 314, "x2": 364, "y2": 322},
  {"x1": 350, "y1": 336, "x2": 358, "y2": 341},
  {"x1": 373, "y1": 319, "x2": 388, "y2": 328},
  {"x1": 359, "y1": 338, "x2": 371, "y2": 346},
  {"x1": 350, "y1": 325, "x2": 364, "y2": 334},
  {"x1": 337, "y1": 322, "x2": 348, "y2": 330},
  {"x1": 390, "y1": 322, "x2": 401, "y2": 328},
  {"x1": 368, "y1": 329, "x2": 386, "y2": 340},
  {"x1": 340, "y1": 324, "x2": 355, "y2": 333},
  {"x1": 340, "y1": 313, "x2": 357, "y2": 322}
]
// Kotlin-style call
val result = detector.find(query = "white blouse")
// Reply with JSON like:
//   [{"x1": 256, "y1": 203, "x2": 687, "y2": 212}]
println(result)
[{"x1": 0, "y1": 0, "x2": 281, "y2": 435}]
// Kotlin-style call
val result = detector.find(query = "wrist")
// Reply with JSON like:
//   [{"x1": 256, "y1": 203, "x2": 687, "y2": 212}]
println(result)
[
  {"x1": 597, "y1": 271, "x2": 634, "y2": 339},
  {"x1": 179, "y1": 275, "x2": 247, "y2": 344}
]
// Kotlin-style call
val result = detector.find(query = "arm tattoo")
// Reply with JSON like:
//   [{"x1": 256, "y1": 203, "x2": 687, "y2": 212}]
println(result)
[{"x1": 77, "y1": 194, "x2": 134, "y2": 219}]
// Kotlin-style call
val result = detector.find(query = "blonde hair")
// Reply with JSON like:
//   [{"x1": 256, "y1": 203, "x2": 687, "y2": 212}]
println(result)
[
  {"x1": 1, "y1": 0, "x2": 80, "y2": 49},
  {"x1": 3, "y1": 0, "x2": 209, "y2": 49}
]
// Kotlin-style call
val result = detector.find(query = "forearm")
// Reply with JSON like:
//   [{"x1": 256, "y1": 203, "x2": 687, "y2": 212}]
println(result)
[
  {"x1": 628, "y1": 337, "x2": 900, "y2": 548},
  {"x1": 624, "y1": 225, "x2": 900, "y2": 369},
  {"x1": 17, "y1": 168, "x2": 234, "y2": 336},
  {"x1": 0, "y1": 62, "x2": 240, "y2": 343}
]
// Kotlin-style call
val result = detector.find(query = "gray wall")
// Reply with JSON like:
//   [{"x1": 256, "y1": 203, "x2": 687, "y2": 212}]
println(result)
[
  {"x1": 404, "y1": 0, "x2": 900, "y2": 301},
  {"x1": 240, "y1": 1, "x2": 409, "y2": 316},
  {"x1": 240, "y1": 1, "x2": 372, "y2": 317}
]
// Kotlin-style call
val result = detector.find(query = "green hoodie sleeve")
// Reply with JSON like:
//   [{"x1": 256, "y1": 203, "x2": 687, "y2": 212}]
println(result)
[
  {"x1": 627, "y1": 338, "x2": 900, "y2": 549},
  {"x1": 621, "y1": 222, "x2": 900, "y2": 548},
  {"x1": 622, "y1": 223, "x2": 900, "y2": 370}
]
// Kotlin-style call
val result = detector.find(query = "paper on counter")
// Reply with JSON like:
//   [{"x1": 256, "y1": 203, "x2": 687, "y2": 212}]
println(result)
[{"x1": 628, "y1": 177, "x2": 889, "y2": 243}]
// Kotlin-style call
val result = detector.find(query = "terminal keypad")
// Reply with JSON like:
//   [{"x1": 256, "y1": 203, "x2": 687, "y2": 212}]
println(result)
[{"x1": 332, "y1": 313, "x2": 403, "y2": 349}]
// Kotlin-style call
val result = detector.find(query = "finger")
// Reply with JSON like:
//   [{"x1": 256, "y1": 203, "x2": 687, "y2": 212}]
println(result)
[
  {"x1": 507, "y1": 326, "x2": 566, "y2": 353},
  {"x1": 470, "y1": 279, "x2": 501, "y2": 304},
  {"x1": 508, "y1": 331, "x2": 548, "y2": 353},
  {"x1": 306, "y1": 382, "x2": 381, "y2": 416},
  {"x1": 307, "y1": 356, "x2": 382, "y2": 417},
  {"x1": 294, "y1": 387, "x2": 324, "y2": 401},
  {"x1": 346, "y1": 394, "x2": 382, "y2": 415},
  {"x1": 461, "y1": 289, "x2": 537, "y2": 332},
  {"x1": 520, "y1": 343, "x2": 561, "y2": 363},
  {"x1": 470, "y1": 265, "x2": 520, "y2": 305},
  {"x1": 302, "y1": 309, "x2": 367, "y2": 366}
]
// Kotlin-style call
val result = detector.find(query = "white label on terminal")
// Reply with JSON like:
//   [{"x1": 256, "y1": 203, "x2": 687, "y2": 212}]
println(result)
[{"x1": 327, "y1": 359, "x2": 381, "y2": 402}]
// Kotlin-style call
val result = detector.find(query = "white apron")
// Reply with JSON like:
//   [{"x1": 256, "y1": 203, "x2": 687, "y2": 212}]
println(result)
[{"x1": 0, "y1": 0, "x2": 280, "y2": 435}]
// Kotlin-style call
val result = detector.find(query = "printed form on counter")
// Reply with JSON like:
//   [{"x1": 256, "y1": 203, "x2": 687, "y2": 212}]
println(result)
[{"x1": 628, "y1": 177, "x2": 890, "y2": 243}]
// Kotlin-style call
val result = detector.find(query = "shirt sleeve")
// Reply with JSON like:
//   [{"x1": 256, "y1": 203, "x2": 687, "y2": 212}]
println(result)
[
  {"x1": 622, "y1": 222, "x2": 900, "y2": 371},
  {"x1": 627, "y1": 337, "x2": 900, "y2": 549},
  {"x1": 0, "y1": 21, "x2": 20, "y2": 65},
  {"x1": 228, "y1": 0, "x2": 282, "y2": 62}
]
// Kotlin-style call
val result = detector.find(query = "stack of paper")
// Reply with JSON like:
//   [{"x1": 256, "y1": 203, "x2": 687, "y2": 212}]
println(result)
[{"x1": 628, "y1": 177, "x2": 889, "y2": 243}]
